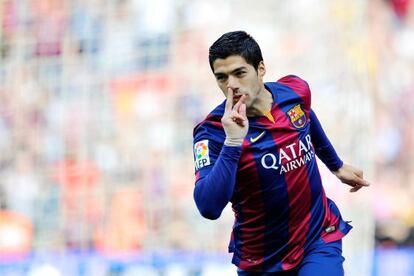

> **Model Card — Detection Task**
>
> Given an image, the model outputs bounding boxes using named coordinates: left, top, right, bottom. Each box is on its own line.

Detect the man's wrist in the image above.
left=224, top=137, right=244, bottom=146
left=331, top=161, right=344, bottom=174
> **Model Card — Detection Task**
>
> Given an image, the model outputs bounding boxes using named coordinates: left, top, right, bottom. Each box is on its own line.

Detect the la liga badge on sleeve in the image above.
left=194, top=140, right=210, bottom=170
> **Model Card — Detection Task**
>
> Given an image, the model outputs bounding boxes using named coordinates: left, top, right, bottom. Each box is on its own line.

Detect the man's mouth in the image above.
left=233, top=94, right=244, bottom=102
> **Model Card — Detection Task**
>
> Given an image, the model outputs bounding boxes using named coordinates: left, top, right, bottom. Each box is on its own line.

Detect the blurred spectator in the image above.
left=69, top=0, right=103, bottom=55
left=94, top=187, right=147, bottom=254
left=0, top=209, right=33, bottom=256
left=388, top=0, right=411, bottom=21
left=2, top=152, right=40, bottom=222
left=51, top=150, right=101, bottom=249
left=100, top=0, right=140, bottom=74
left=30, top=0, right=67, bottom=57
left=1, top=0, right=18, bottom=59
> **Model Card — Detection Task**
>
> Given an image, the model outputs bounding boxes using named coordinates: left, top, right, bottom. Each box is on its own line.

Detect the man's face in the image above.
left=212, top=55, right=266, bottom=108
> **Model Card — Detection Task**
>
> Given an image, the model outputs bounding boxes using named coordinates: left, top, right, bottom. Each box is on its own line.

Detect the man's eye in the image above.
left=236, top=71, right=246, bottom=77
left=216, top=76, right=227, bottom=81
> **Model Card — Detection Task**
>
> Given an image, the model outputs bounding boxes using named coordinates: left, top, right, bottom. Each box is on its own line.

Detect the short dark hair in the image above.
left=208, top=31, right=263, bottom=72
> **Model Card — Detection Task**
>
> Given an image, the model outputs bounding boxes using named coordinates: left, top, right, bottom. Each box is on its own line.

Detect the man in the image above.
left=192, top=31, right=369, bottom=275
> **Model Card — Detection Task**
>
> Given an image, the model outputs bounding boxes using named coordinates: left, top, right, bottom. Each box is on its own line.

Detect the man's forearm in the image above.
left=310, top=109, right=343, bottom=171
left=194, top=145, right=242, bottom=220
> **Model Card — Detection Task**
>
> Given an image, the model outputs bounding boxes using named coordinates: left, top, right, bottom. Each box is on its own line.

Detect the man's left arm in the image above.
left=310, top=109, right=370, bottom=192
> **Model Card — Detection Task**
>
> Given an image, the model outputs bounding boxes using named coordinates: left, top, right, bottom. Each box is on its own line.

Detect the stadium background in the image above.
left=0, top=0, right=413, bottom=275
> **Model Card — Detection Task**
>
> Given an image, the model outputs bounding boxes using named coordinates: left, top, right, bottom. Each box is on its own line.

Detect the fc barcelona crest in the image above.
left=286, top=104, right=306, bottom=128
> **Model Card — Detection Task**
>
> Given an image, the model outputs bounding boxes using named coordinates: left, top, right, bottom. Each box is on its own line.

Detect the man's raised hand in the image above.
left=222, top=88, right=249, bottom=146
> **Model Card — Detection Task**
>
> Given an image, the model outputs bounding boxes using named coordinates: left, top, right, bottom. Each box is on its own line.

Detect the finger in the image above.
left=353, top=176, right=370, bottom=187
left=350, top=185, right=363, bottom=193
left=233, top=94, right=245, bottom=112
left=230, top=111, right=246, bottom=127
left=350, top=187, right=358, bottom=193
left=234, top=117, right=246, bottom=127
left=230, top=113, right=245, bottom=122
left=239, top=102, right=246, bottom=118
left=236, top=95, right=246, bottom=111
left=362, top=180, right=370, bottom=186
left=225, top=88, right=234, bottom=112
left=355, top=169, right=363, bottom=178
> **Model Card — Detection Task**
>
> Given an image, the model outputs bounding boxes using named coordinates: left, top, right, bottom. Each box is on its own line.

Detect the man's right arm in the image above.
left=193, top=88, right=248, bottom=220
left=193, top=143, right=242, bottom=220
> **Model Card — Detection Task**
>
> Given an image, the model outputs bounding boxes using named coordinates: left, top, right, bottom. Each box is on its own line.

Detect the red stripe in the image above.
left=203, top=114, right=223, bottom=129
left=236, top=139, right=265, bottom=271
left=269, top=103, right=313, bottom=270
left=320, top=190, right=345, bottom=243
left=194, top=114, right=223, bottom=133
left=195, top=171, right=200, bottom=183
left=208, top=120, right=223, bottom=128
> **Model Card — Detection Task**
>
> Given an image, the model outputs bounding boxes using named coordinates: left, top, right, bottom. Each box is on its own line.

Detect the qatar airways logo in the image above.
left=261, top=134, right=315, bottom=174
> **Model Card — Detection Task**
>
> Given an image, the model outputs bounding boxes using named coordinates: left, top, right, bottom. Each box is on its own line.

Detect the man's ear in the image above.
left=258, top=61, right=266, bottom=78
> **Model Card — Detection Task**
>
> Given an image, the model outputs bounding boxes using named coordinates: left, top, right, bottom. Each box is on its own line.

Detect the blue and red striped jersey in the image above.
left=192, top=75, right=352, bottom=272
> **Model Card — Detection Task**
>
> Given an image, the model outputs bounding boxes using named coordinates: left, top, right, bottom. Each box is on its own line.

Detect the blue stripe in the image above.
left=304, top=160, right=325, bottom=246
left=230, top=191, right=244, bottom=267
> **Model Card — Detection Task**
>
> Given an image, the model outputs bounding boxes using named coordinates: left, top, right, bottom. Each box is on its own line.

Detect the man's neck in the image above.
left=246, top=86, right=273, bottom=117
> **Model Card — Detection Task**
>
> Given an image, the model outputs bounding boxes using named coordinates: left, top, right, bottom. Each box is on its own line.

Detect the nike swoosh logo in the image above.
left=250, top=131, right=266, bottom=143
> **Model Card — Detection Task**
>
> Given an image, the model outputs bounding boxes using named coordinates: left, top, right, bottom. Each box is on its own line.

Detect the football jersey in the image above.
left=193, top=75, right=352, bottom=272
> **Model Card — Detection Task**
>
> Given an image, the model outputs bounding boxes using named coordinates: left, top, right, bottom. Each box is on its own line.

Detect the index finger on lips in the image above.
left=232, top=95, right=243, bottom=112
left=225, top=88, right=233, bottom=112
left=233, top=94, right=246, bottom=112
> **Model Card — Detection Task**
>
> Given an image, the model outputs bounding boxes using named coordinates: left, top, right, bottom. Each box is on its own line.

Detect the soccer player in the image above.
left=192, top=31, right=370, bottom=276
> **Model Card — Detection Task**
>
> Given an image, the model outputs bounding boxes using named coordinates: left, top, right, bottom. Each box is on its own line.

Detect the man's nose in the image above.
left=226, top=76, right=239, bottom=92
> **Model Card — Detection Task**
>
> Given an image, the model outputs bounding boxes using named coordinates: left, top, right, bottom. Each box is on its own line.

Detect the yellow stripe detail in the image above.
left=263, top=110, right=275, bottom=123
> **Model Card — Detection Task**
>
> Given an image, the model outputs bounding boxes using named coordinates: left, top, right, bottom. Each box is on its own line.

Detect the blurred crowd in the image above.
left=369, top=0, right=414, bottom=248
left=0, top=0, right=412, bottom=261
